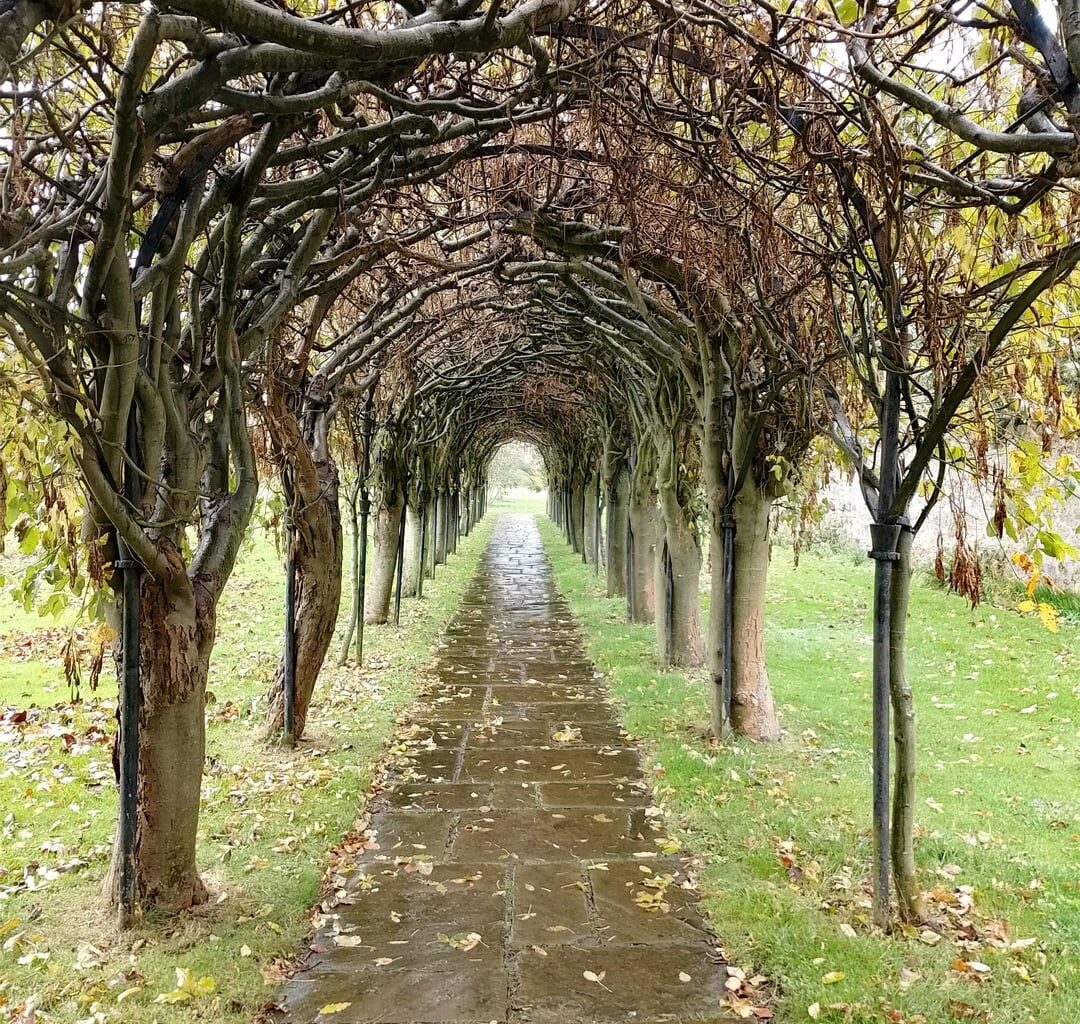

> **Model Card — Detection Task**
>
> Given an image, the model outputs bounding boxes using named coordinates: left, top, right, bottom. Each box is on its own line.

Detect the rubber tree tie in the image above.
left=867, top=547, right=901, bottom=561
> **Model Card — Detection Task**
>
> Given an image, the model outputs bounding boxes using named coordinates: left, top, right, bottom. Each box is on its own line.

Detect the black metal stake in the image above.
left=869, top=363, right=903, bottom=928
left=662, top=539, right=674, bottom=666
left=626, top=445, right=637, bottom=622
left=431, top=492, right=440, bottom=576
left=417, top=500, right=426, bottom=599
left=869, top=521, right=901, bottom=927
left=393, top=474, right=408, bottom=625
left=355, top=396, right=374, bottom=666
left=594, top=475, right=601, bottom=577
left=721, top=508, right=736, bottom=735
left=719, top=386, right=738, bottom=737
left=117, top=408, right=141, bottom=928
left=283, top=507, right=297, bottom=746
left=357, top=486, right=370, bottom=665
left=441, top=488, right=450, bottom=562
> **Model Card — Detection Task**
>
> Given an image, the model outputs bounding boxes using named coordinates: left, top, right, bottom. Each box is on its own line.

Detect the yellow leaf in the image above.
left=154, top=967, right=216, bottom=1003
left=192, top=975, right=216, bottom=997
left=1038, top=603, right=1059, bottom=633
left=821, top=970, right=845, bottom=984
left=320, top=1003, right=352, bottom=1015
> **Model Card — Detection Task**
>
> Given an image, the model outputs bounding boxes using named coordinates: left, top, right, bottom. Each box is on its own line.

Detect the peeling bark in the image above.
left=105, top=556, right=210, bottom=912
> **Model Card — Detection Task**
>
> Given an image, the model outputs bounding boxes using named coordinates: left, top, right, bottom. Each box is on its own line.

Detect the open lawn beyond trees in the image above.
left=0, top=518, right=495, bottom=1024
left=536, top=508, right=1080, bottom=1024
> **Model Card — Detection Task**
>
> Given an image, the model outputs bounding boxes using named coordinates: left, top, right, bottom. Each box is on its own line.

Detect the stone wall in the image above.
left=797, top=466, right=1080, bottom=593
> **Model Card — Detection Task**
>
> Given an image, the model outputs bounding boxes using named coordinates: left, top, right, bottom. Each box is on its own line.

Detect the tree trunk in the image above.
left=890, top=526, right=925, bottom=921
left=700, top=356, right=729, bottom=738
left=452, top=490, right=460, bottom=552
left=707, top=519, right=725, bottom=738
left=105, top=568, right=210, bottom=912
left=337, top=484, right=361, bottom=666
left=568, top=477, right=584, bottom=554
left=402, top=505, right=421, bottom=598
left=266, top=461, right=342, bottom=737
left=628, top=459, right=657, bottom=623
left=425, top=495, right=436, bottom=577
left=366, top=491, right=403, bottom=624
left=655, top=492, right=704, bottom=667
left=730, top=485, right=780, bottom=741
left=606, top=466, right=629, bottom=598
left=435, top=490, right=448, bottom=565
left=584, top=472, right=599, bottom=565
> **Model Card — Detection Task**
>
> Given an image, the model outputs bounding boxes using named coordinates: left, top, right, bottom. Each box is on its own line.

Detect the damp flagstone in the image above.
left=275, top=515, right=742, bottom=1024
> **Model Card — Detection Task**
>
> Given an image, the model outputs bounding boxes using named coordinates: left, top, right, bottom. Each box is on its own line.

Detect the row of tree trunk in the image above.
left=546, top=446, right=780, bottom=743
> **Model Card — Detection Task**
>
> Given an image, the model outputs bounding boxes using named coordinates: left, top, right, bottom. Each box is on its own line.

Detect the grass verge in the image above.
left=537, top=513, right=1079, bottom=1024
left=0, top=514, right=494, bottom=1024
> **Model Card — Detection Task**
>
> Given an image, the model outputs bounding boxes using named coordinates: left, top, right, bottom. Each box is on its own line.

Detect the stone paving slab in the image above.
left=276, top=515, right=739, bottom=1024
left=537, top=781, right=651, bottom=808
left=459, top=746, right=642, bottom=783
left=514, top=944, right=738, bottom=1023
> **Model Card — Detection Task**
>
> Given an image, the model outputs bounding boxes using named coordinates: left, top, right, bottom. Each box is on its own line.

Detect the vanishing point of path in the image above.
left=278, top=515, right=738, bottom=1024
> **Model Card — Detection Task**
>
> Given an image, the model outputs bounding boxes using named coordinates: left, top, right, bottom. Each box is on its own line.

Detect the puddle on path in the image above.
left=276, top=514, right=740, bottom=1023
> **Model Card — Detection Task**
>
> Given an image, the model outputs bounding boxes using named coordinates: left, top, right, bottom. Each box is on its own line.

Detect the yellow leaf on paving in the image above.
left=320, top=1003, right=352, bottom=1015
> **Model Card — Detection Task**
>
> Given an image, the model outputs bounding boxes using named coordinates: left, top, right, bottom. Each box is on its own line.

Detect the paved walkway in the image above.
left=278, top=515, right=736, bottom=1023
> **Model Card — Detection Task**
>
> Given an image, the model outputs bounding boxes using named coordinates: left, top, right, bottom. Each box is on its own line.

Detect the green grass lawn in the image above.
left=0, top=516, right=495, bottom=1024
left=538, top=514, right=1080, bottom=1024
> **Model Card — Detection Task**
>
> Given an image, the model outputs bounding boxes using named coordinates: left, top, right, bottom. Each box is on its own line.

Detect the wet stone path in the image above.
left=278, top=515, right=737, bottom=1024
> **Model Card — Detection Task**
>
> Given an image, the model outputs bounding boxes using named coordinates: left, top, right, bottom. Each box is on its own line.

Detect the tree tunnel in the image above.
left=4, top=0, right=1079, bottom=937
